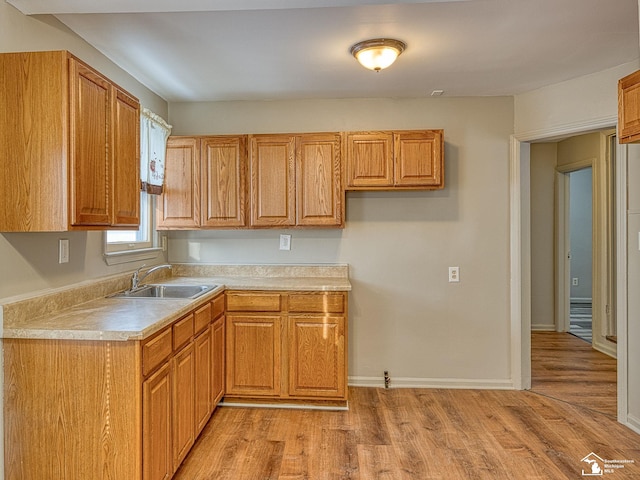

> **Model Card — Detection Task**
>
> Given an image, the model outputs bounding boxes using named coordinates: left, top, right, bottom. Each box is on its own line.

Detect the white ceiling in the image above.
left=8, top=0, right=640, bottom=102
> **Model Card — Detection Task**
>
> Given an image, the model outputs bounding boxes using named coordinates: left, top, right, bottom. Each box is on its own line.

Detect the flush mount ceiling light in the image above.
left=350, top=38, right=407, bottom=72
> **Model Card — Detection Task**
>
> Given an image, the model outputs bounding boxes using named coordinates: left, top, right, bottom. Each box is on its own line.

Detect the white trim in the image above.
left=616, top=140, right=629, bottom=424
left=349, top=376, right=515, bottom=390
left=555, top=171, right=571, bottom=332
left=103, top=247, right=163, bottom=266
left=626, top=413, right=640, bottom=435
left=512, top=114, right=629, bottom=427
left=531, top=324, right=556, bottom=332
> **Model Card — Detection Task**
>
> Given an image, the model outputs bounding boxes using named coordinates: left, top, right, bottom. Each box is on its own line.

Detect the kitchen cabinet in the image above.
left=225, top=290, right=348, bottom=406
left=618, top=70, right=640, bottom=143
left=157, top=136, right=247, bottom=229
left=143, top=363, right=173, bottom=480
left=345, top=130, right=444, bottom=190
left=0, top=50, right=140, bottom=231
left=157, top=137, right=201, bottom=228
left=211, top=296, right=226, bottom=406
left=249, top=133, right=343, bottom=227
left=4, top=292, right=225, bottom=480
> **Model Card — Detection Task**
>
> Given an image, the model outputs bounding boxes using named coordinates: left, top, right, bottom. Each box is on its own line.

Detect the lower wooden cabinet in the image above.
left=143, top=363, right=173, bottom=480
left=226, top=314, right=282, bottom=396
left=225, top=290, right=348, bottom=405
left=3, top=292, right=226, bottom=480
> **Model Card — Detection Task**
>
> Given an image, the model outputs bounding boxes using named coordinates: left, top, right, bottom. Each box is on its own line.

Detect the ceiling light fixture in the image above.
left=350, top=38, right=406, bottom=72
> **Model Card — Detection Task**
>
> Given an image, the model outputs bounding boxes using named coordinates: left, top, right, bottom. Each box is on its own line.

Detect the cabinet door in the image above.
left=211, top=314, right=226, bottom=406
left=173, top=342, right=196, bottom=468
left=288, top=315, right=346, bottom=399
left=345, top=132, right=393, bottom=188
left=226, top=314, right=281, bottom=396
left=157, top=137, right=200, bottom=228
left=112, top=88, right=141, bottom=227
left=619, top=70, right=640, bottom=143
left=201, top=136, right=247, bottom=227
left=143, top=362, right=172, bottom=480
left=394, top=130, right=444, bottom=188
left=69, top=58, right=112, bottom=226
left=249, top=135, right=296, bottom=227
left=296, top=134, right=343, bottom=227
left=194, top=329, right=212, bottom=435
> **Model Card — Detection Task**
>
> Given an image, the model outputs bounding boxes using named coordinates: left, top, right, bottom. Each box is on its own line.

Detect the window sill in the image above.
left=103, top=247, right=164, bottom=266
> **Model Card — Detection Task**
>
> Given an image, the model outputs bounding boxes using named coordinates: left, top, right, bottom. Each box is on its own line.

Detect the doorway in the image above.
left=565, top=167, right=593, bottom=343
left=511, top=124, right=624, bottom=421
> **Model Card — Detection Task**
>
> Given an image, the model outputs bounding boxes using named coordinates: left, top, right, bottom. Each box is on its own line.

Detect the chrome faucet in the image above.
left=131, top=264, right=172, bottom=291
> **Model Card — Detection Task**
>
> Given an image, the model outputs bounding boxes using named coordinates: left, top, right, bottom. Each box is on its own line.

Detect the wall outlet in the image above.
left=572, top=277, right=579, bottom=286
left=279, top=234, right=291, bottom=251
left=58, top=239, right=69, bottom=264
left=448, top=266, right=460, bottom=283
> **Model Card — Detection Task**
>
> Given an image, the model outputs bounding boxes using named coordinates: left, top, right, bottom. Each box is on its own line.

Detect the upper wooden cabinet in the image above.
left=618, top=70, right=640, bottom=143
left=249, top=135, right=296, bottom=227
left=249, top=133, right=343, bottom=228
left=345, top=130, right=444, bottom=190
left=0, top=50, right=140, bottom=231
left=157, top=136, right=247, bottom=229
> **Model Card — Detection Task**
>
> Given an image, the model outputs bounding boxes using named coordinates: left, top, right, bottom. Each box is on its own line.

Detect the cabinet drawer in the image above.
left=173, top=313, right=194, bottom=351
left=288, top=293, right=345, bottom=313
left=226, top=292, right=282, bottom=312
left=211, top=294, right=225, bottom=319
left=194, top=303, right=211, bottom=335
left=142, top=327, right=173, bottom=376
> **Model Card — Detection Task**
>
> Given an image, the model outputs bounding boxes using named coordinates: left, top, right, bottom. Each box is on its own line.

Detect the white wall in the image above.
left=168, top=96, right=515, bottom=387
left=0, top=3, right=169, bottom=300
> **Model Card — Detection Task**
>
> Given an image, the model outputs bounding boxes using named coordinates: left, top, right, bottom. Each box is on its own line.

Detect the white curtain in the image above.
left=140, top=107, right=172, bottom=195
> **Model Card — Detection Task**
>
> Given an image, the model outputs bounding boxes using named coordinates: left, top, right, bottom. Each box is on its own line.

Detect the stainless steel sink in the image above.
left=109, top=284, right=217, bottom=299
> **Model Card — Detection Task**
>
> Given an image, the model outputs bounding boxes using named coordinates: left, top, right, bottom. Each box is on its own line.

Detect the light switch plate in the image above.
left=279, top=234, right=291, bottom=251
left=59, top=239, right=69, bottom=264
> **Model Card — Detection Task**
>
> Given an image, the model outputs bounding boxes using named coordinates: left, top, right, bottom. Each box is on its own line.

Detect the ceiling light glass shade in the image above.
left=350, top=38, right=406, bottom=71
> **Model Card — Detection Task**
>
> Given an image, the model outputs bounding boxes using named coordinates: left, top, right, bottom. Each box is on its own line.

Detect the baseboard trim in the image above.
left=624, top=413, right=640, bottom=435
left=348, top=376, right=515, bottom=390
left=569, top=297, right=593, bottom=304
left=531, top=324, right=556, bottom=332
left=218, top=401, right=348, bottom=411
left=593, top=339, right=617, bottom=359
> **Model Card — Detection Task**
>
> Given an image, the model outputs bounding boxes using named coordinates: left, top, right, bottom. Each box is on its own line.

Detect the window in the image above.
left=104, top=108, right=171, bottom=265
left=104, top=192, right=163, bottom=265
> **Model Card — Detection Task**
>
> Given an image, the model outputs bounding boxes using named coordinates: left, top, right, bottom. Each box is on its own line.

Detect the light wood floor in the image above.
left=531, top=331, right=617, bottom=417
left=174, top=333, right=638, bottom=479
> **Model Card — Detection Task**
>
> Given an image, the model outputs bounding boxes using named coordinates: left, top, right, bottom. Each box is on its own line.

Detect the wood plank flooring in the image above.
left=174, top=333, right=637, bottom=479
left=531, top=331, right=617, bottom=417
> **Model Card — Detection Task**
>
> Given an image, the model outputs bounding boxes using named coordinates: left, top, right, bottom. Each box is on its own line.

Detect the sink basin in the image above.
left=110, top=284, right=217, bottom=299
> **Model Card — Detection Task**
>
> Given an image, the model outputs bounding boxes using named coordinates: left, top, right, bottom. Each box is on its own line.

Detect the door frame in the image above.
left=555, top=160, right=595, bottom=335
left=509, top=118, right=628, bottom=425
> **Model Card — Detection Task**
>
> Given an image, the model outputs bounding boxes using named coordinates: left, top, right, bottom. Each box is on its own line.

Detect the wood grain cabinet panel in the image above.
left=345, top=132, right=394, bottom=188
left=288, top=315, right=346, bottom=398
left=211, top=314, right=226, bottom=406
left=0, top=51, right=140, bottom=231
left=172, top=342, right=196, bottom=468
left=194, top=328, right=212, bottom=435
left=345, top=130, right=444, bottom=190
left=157, top=137, right=201, bottom=228
left=296, top=134, right=343, bottom=227
left=143, top=362, right=173, bottom=480
left=619, top=69, right=640, bottom=143
left=249, top=134, right=297, bottom=227
left=201, top=136, right=247, bottom=227
left=226, top=314, right=282, bottom=396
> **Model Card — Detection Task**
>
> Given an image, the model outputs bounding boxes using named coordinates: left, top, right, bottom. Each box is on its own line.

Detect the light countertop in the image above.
left=1, top=264, right=351, bottom=342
